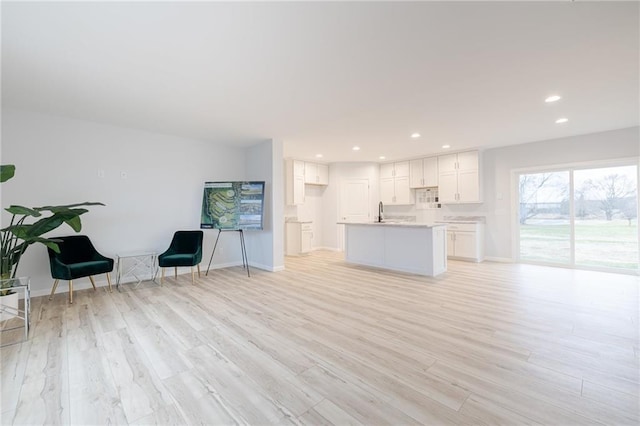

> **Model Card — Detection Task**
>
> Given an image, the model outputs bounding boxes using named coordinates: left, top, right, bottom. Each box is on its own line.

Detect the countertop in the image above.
left=435, top=220, right=483, bottom=224
left=337, top=221, right=446, bottom=229
left=437, top=216, right=485, bottom=224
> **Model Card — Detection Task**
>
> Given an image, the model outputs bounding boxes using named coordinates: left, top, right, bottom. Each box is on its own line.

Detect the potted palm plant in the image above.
left=1, top=164, right=104, bottom=306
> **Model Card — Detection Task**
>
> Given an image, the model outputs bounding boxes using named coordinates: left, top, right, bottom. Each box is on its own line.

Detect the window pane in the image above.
left=574, top=165, right=638, bottom=270
left=519, top=171, right=571, bottom=264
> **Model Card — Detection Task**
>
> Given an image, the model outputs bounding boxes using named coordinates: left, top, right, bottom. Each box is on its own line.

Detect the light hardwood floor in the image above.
left=1, top=251, right=639, bottom=425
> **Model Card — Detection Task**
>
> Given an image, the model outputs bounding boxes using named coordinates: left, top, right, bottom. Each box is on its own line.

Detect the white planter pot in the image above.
left=0, top=292, right=19, bottom=321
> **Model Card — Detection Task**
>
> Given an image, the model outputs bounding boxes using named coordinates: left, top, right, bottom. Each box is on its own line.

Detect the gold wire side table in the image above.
left=116, top=252, right=159, bottom=291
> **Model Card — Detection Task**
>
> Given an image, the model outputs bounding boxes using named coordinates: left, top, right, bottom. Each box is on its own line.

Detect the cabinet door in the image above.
left=394, top=161, right=410, bottom=178
left=380, top=163, right=395, bottom=179
left=457, top=169, right=480, bottom=202
left=285, top=223, right=301, bottom=255
left=438, top=154, right=458, bottom=173
left=317, top=164, right=329, bottom=185
left=393, top=176, right=413, bottom=204
left=293, top=160, right=305, bottom=176
left=457, top=151, right=478, bottom=172
left=447, top=231, right=455, bottom=257
left=301, top=231, right=312, bottom=253
left=409, top=159, right=424, bottom=188
left=304, top=162, right=317, bottom=184
left=454, top=231, right=477, bottom=259
left=286, top=160, right=305, bottom=206
left=293, top=175, right=305, bottom=205
left=438, top=170, right=458, bottom=203
left=379, top=178, right=395, bottom=204
left=423, top=157, right=438, bottom=187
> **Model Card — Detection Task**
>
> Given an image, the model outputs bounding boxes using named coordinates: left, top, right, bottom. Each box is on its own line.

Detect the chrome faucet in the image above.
left=378, top=201, right=384, bottom=222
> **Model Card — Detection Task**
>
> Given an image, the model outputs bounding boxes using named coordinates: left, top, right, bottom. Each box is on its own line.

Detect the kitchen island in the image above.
left=339, top=222, right=447, bottom=277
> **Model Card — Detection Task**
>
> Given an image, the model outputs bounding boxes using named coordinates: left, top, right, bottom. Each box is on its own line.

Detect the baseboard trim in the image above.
left=313, top=246, right=342, bottom=252
left=484, top=256, right=514, bottom=263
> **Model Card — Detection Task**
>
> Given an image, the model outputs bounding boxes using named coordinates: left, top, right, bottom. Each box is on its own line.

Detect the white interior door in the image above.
left=338, top=179, right=370, bottom=250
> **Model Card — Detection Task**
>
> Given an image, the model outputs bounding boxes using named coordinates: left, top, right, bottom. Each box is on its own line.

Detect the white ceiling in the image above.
left=2, top=1, right=638, bottom=162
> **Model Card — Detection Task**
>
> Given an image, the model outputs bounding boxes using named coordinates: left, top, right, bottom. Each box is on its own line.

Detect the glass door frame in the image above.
left=512, top=157, right=640, bottom=275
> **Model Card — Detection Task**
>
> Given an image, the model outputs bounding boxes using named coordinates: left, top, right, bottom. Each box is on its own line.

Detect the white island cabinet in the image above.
left=340, top=222, right=447, bottom=277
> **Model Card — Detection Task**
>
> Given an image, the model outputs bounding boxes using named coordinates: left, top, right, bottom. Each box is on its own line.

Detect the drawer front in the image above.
left=443, top=223, right=476, bottom=232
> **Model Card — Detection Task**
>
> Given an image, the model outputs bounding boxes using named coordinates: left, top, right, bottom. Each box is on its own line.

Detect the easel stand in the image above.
left=206, top=229, right=250, bottom=277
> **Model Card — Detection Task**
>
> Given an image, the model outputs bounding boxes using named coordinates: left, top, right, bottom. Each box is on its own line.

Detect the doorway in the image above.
left=517, top=163, right=638, bottom=272
left=337, top=178, right=370, bottom=250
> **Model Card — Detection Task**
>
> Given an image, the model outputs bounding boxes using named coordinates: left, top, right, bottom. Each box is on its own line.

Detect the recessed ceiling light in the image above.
left=545, top=95, right=561, bottom=103
left=555, top=117, right=569, bottom=124
left=352, top=146, right=360, bottom=151
left=379, top=156, right=386, bottom=160
left=411, top=133, right=421, bottom=139
left=315, top=154, right=323, bottom=158
left=442, top=144, right=451, bottom=149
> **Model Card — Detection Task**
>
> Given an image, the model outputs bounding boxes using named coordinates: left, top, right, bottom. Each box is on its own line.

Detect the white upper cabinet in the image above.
left=304, top=162, right=317, bottom=183
left=304, top=162, right=329, bottom=185
left=286, top=159, right=305, bottom=205
left=380, top=161, right=409, bottom=179
left=380, top=163, right=395, bottom=179
left=437, top=151, right=481, bottom=203
left=410, top=157, right=438, bottom=188
left=379, top=161, right=413, bottom=205
left=316, top=163, right=329, bottom=185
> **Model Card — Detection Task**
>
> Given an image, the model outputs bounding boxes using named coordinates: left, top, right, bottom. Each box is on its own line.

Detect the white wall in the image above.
left=245, top=139, right=285, bottom=272
left=1, top=109, right=249, bottom=295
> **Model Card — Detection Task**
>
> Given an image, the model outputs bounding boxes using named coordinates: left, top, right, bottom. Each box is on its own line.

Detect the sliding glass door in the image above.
left=518, top=164, right=638, bottom=272
left=574, top=165, right=638, bottom=269
left=519, top=171, right=571, bottom=264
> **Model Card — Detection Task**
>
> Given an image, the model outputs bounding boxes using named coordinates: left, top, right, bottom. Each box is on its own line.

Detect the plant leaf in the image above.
left=0, top=165, right=15, bottom=183
left=16, top=238, right=60, bottom=253
left=5, top=205, right=42, bottom=217
left=36, top=202, right=105, bottom=211
left=11, top=216, right=65, bottom=239
left=64, top=216, right=82, bottom=232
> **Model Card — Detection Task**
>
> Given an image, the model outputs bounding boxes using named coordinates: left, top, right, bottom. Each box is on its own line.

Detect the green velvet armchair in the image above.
left=47, top=235, right=114, bottom=304
left=158, top=230, right=203, bottom=284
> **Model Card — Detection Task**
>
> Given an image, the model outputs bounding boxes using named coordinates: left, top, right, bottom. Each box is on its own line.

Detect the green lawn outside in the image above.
left=520, top=220, right=639, bottom=269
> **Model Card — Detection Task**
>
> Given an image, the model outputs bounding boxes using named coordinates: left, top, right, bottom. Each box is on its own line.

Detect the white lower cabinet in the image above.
left=286, top=222, right=313, bottom=256
left=443, top=223, right=484, bottom=262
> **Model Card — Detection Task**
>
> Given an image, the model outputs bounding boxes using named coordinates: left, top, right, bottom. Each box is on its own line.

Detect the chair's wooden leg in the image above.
left=89, top=276, right=97, bottom=291
left=174, top=267, right=177, bottom=280
left=161, top=268, right=165, bottom=284
left=49, top=279, right=59, bottom=300
left=69, top=280, right=73, bottom=304
left=191, top=267, right=194, bottom=285
left=197, top=264, right=201, bottom=278
left=106, top=273, right=113, bottom=293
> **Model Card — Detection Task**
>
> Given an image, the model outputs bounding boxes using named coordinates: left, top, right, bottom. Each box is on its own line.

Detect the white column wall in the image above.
left=244, top=139, right=285, bottom=272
